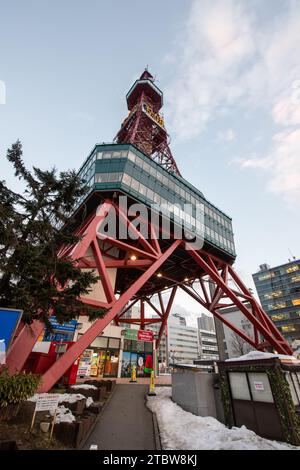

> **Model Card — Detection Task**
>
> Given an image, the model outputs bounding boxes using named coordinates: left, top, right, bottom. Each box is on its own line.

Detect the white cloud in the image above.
left=272, top=97, right=300, bottom=126
left=165, top=0, right=300, bottom=206
left=267, top=129, right=300, bottom=204
left=218, top=128, right=236, bottom=142
left=234, top=129, right=300, bottom=206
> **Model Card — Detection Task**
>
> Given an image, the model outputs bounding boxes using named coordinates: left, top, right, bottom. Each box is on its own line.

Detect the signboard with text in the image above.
left=35, top=394, right=60, bottom=412
left=253, top=381, right=264, bottom=391
left=124, top=329, right=154, bottom=342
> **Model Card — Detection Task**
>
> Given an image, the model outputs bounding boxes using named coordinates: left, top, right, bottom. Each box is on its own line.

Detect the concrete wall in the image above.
left=172, top=368, right=219, bottom=418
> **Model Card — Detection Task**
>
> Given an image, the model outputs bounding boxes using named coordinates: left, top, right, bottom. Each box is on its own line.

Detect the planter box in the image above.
left=54, top=421, right=77, bottom=447
left=75, top=412, right=97, bottom=449
left=69, top=386, right=106, bottom=402
left=60, top=398, right=86, bottom=416
left=0, top=440, right=19, bottom=450
left=88, top=402, right=103, bottom=414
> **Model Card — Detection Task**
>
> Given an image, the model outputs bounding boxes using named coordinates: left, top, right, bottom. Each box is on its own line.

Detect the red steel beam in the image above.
left=6, top=320, right=45, bottom=374
left=38, top=239, right=181, bottom=391
left=156, top=286, right=177, bottom=348
left=188, top=248, right=292, bottom=355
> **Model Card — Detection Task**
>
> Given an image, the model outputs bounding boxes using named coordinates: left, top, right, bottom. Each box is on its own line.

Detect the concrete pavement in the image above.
left=84, top=384, right=157, bottom=450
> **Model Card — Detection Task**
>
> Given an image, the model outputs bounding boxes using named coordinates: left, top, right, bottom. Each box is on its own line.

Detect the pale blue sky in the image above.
left=1, top=0, right=300, bottom=324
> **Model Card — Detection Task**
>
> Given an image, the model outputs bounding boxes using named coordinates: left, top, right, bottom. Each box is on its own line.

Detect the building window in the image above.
left=258, top=272, right=275, bottom=281
left=108, top=338, right=120, bottom=349
left=268, top=302, right=287, bottom=310
left=271, top=313, right=289, bottom=321
left=264, top=291, right=282, bottom=299
left=291, top=275, right=300, bottom=283
left=286, top=265, right=299, bottom=274
left=292, top=299, right=300, bottom=306
left=281, top=325, right=296, bottom=332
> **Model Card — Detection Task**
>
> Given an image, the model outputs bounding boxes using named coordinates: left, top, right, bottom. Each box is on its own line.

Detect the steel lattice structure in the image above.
left=115, top=69, right=181, bottom=175
left=6, top=71, right=292, bottom=392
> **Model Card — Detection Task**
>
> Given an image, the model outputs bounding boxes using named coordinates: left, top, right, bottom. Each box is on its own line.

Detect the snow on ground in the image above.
left=86, top=397, right=94, bottom=408
left=147, top=388, right=299, bottom=450
left=49, top=405, right=76, bottom=423
left=70, top=384, right=98, bottom=390
left=226, top=351, right=299, bottom=363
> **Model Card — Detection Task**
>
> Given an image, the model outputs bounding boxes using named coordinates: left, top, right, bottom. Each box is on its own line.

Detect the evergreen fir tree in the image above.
left=0, top=140, right=106, bottom=327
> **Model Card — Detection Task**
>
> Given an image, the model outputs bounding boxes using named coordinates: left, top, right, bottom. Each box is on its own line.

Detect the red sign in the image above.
left=138, top=330, right=154, bottom=342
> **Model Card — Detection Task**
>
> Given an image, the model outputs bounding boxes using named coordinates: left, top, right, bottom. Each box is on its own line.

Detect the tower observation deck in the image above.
left=7, top=70, right=292, bottom=391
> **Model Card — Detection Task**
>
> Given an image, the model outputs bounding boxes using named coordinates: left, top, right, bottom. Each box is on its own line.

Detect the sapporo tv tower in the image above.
left=7, top=70, right=292, bottom=391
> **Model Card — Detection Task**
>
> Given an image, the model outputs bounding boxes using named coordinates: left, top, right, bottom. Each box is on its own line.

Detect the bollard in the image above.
left=148, top=370, right=156, bottom=396
left=129, top=364, right=137, bottom=383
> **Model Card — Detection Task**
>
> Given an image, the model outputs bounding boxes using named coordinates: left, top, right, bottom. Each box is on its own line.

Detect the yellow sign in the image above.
left=130, top=364, right=137, bottom=383
left=142, top=103, right=165, bottom=128
left=148, top=370, right=156, bottom=396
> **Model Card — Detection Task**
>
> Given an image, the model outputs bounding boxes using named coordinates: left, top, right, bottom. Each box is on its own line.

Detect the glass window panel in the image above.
left=291, top=373, right=300, bottom=402
left=131, top=178, right=140, bottom=192
left=137, top=341, right=144, bottom=352
left=248, top=372, right=274, bottom=403
left=102, top=152, right=112, bottom=159
left=108, top=338, right=120, bottom=349
left=150, top=167, right=157, bottom=178
left=122, top=173, right=132, bottom=186
left=123, top=339, right=132, bottom=351
left=139, top=183, right=147, bottom=196
left=162, top=175, right=169, bottom=186
left=91, top=336, right=108, bottom=348
left=143, top=161, right=151, bottom=173
left=229, top=372, right=251, bottom=400
left=121, top=351, right=131, bottom=377
left=96, top=152, right=103, bottom=159
left=147, top=188, right=154, bottom=200
left=285, top=372, right=299, bottom=405
left=153, top=193, right=160, bottom=204
left=156, top=171, right=163, bottom=183
left=145, top=342, right=153, bottom=353
left=128, top=151, right=136, bottom=163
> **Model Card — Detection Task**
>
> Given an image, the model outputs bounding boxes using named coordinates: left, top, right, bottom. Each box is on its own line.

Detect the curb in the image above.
left=152, top=411, right=162, bottom=450
left=79, top=384, right=118, bottom=450
left=145, top=393, right=162, bottom=451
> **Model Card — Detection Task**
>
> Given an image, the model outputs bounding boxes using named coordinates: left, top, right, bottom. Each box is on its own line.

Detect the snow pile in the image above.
left=86, top=397, right=94, bottom=408
left=226, top=351, right=299, bottom=363
left=70, top=384, right=98, bottom=390
left=28, top=393, right=86, bottom=404
left=50, top=405, right=76, bottom=424
left=147, top=388, right=299, bottom=450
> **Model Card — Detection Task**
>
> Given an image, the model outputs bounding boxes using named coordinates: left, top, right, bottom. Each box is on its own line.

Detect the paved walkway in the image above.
left=84, top=384, right=157, bottom=450
left=78, top=375, right=171, bottom=386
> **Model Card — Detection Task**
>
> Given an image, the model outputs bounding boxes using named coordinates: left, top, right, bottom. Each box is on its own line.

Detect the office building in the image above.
left=253, top=260, right=300, bottom=344
left=198, top=328, right=219, bottom=360
left=197, top=313, right=215, bottom=332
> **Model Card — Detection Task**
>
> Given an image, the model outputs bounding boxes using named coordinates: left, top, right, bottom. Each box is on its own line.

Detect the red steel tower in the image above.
left=115, top=69, right=181, bottom=175
left=6, top=70, right=292, bottom=391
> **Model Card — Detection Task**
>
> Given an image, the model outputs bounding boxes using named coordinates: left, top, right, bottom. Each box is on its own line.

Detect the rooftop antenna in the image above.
left=288, top=248, right=296, bottom=261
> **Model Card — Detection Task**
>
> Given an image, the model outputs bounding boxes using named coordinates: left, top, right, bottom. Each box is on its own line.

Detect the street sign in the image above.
left=138, top=330, right=153, bottom=342
left=31, top=394, right=60, bottom=438
left=35, top=394, right=60, bottom=412
left=0, top=308, right=22, bottom=363
left=124, top=329, right=154, bottom=342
